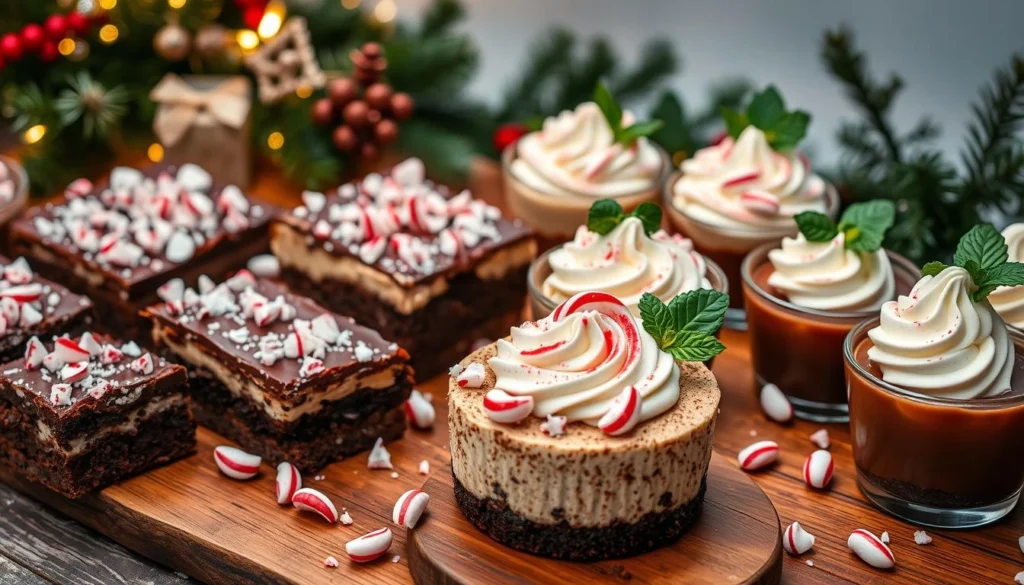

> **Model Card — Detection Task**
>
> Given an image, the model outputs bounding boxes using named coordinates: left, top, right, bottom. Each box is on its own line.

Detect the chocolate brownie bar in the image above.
left=143, top=274, right=413, bottom=472
left=271, top=158, right=536, bottom=378
left=10, top=163, right=276, bottom=340
left=0, top=332, right=195, bottom=499
left=0, top=255, right=94, bottom=364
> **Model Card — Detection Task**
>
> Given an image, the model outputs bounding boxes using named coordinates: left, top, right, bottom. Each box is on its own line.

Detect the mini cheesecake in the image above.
left=448, top=292, right=721, bottom=560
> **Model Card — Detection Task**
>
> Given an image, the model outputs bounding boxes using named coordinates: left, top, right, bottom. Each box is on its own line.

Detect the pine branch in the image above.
left=821, top=26, right=905, bottom=163
left=609, top=39, right=678, bottom=103
left=396, top=118, right=476, bottom=183
left=386, top=35, right=479, bottom=96
left=420, top=0, right=465, bottom=38
left=690, top=78, right=751, bottom=133
left=496, top=28, right=575, bottom=122
left=551, top=38, right=617, bottom=111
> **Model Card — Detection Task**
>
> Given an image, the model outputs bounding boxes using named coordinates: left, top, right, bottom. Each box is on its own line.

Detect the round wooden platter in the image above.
left=407, top=453, right=783, bottom=585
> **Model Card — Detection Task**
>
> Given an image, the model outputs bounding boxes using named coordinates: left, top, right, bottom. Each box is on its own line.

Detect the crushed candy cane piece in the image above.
left=914, top=530, right=932, bottom=545
left=783, top=522, right=815, bottom=556
left=759, top=383, right=793, bottom=423
left=848, top=529, right=895, bottom=569
left=393, top=489, right=430, bottom=528
left=292, top=488, right=339, bottom=523
left=213, top=446, right=261, bottom=480
left=456, top=362, right=485, bottom=388
left=809, top=428, right=830, bottom=449
left=367, top=437, right=393, bottom=470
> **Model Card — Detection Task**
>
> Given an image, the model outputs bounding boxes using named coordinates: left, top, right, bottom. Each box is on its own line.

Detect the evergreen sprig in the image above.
left=823, top=25, right=1024, bottom=265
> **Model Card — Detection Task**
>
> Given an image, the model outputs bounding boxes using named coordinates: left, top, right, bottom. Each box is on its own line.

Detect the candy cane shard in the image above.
left=292, top=488, right=339, bottom=523
left=737, top=440, right=779, bottom=471
left=482, top=389, right=533, bottom=424
left=213, top=446, right=261, bottom=480
left=275, top=462, right=302, bottom=505
left=346, top=528, right=393, bottom=563
left=782, top=522, right=815, bottom=556
left=848, top=529, right=895, bottom=569
left=759, top=383, right=793, bottom=423
left=392, top=489, right=430, bottom=529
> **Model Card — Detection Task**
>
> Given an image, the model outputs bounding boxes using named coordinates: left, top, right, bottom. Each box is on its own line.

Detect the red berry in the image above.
left=66, top=12, right=90, bottom=36
left=242, top=6, right=265, bottom=30
left=21, top=24, right=44, bottom=52
left=44, top=15, right=67, bottom=41
left=493, top=123, right=528, bottom=153
left=0, top=34, right=23, bottom=61
left=38, top=40, right=58, bottom=64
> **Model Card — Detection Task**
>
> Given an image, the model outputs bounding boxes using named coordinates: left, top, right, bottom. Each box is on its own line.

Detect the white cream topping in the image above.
left=543, top=218, right=711, bottom=317
left=510, top=102, right=663, bottom=199
left=673, top=126, right=829, bottom=236
left=989, top=223, right=1024, bottom=328
left=488, top=309, right=679, bottom=425
left=767, top=232, right=895, bottom=311
left=867, top=267, right=1014, bottom=399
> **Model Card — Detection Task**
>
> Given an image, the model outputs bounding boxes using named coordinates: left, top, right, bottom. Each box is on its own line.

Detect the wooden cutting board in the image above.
left=408, top=454, right=783, bottom=585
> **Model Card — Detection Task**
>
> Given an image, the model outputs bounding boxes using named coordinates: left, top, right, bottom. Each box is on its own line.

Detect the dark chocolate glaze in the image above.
left=9, top=163, right=278, bottom=299
left=145, top=278, right=411, bottom=404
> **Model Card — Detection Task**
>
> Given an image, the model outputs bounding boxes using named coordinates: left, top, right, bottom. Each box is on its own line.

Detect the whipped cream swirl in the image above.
left=488, top=307, right=680, bottom=425
left=867, top=267, right=1014, bottom=399
left=510, top=102, right=664, bottom=199
left=988, top=223, right=1024, bottom=328
left=767, top=232, right=894, bottom=311
left=673, top=126, right=829, bottom=237
left=543, top=217, right=711, bottom=316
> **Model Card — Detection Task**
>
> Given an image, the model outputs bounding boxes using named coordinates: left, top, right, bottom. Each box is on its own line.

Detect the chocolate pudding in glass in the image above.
left=742, top=241, right=919, bottom=422
left=664, top=127, right=839, bottom=329
left=845, top=266, right=1024, bottom=528
left=503, top=102, right=669, bottom=252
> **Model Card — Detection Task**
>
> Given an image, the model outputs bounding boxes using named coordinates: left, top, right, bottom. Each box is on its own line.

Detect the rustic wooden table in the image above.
left=0, top=161, right=1021, bottom=584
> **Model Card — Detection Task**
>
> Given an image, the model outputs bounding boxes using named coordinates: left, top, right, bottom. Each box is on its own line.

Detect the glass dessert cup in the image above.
left=663, top=172, right=840, bottom=330
left=845, top=319, right=1024, bottom=529
left=742, top=244, right=920, bottom=422
left=502, top=145, right=670, bottom=252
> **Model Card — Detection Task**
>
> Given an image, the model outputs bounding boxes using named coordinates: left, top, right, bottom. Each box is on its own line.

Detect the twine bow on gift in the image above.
left=149, top=74, right=251, bottom=146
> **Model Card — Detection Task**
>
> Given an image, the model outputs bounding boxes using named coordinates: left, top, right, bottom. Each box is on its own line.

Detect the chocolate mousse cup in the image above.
left=0, top=156, right=28, bottom=255
left=742, top=244, right=919, bottom=422
left=845, top=319, right=1024, bottom=528
left=502, top=145, right=670, bottom=251
left=664, top=173, right=840, bottom=329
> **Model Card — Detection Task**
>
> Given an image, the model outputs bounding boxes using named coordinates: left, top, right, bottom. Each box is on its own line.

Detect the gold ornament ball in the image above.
left=194, top=24, right=227, bottom=59
left=154, top=23, right=192, bottom=61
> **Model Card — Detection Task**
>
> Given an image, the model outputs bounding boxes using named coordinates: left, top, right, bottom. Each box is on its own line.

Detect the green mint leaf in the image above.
left=838, top=200, right=895, bottom=253
left=954, top=223, right=1007, bottom=271
left=747, top=86, right=787, bottom=130
left=720, top=107, right=748, bottom=139
left=587, top=198, right=624, bottom=235
left=921, top=261, right=948, bottom=278
left=639, top=293, right=677, bottom=348
left=974, top=262, right=1024, bottom=302
left=794, top=211, right=839, bottom=242
left=593, top=81, right=623, bottom=136
left=663, top=331, right=726, bottom=362
left=617, top=120, right=665, bottom=147
left=649, top=91, right=689, bottom=154
left=767, top=110, right=811, bottom=151
left=963, top=259, right=987, bottom=288
left=667, top=289, right=729, bottom=336
left=629, top=202, right=663, bottom=235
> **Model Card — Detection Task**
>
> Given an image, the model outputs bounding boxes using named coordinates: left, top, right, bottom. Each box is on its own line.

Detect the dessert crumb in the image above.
left=392, top=555, right=401, bottom=563
left=323, top=556, right=339, bottom=568
left=880, top=531, right=889, bottom=544
left=390, top=471, right=400, bottom=479
left=805, top=560, right=814, bottom=567
left=749, top=429, right=757, bottom=437
left=1015, top=571, right=1024, bottom=585
left=914, top=530, right=932, bottom=545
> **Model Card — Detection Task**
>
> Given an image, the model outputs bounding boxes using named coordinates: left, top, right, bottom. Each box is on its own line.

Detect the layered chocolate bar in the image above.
left=0, top=332, right=195, bottom=498
left=0, top=255, right=94, bottom=364
left=143, top=274, right=413, bottom=471
left=10, top=163, right=275, bottom=339
left=271, top=158, right=536, bottom=378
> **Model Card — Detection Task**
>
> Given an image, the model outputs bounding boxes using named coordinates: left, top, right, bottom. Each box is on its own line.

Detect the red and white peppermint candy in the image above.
left=1, top=283, right=42, bottom=303
left=50, top=383, right=73, bottom=406
left=166, top=231, right=196, bottom=263
left=738, top=440, right=779, bottom=471
left=213, top=446, right=261, bottom=480
left=404, top=389, right=435, bottom=429
left=323, top=556, right=339, bottom=569
left=65, top=177, right=93, bottom=198
left=803, top=449, right=834, bottom=489
left=847, top=529, right=895, bottom=569
left=456, top=362, right=486, bottom=388
left=54, top=337, right=90, bottom=363
left=346, top=528, right=393, bottom=563
left=437, top=228, right=463, bottom=257
left=4, top=257, right=33, bottom=284
left=392, top=489, right=429, bottom=529
left=60, top=362, right=89, bottom=384
left=313, top=219, right=332, bottom=240
left=24, top=336, right=45, bottom=370
left=367, top=437, right=393, bottom=470
left=0, top=298, right=19, bottom=325
left=482, top=389, right=533, bottom=424
left=598, top=385, right=643, bottom=436
left=310, top=314, right=340, bottom=344
left=540, top=414, right=568, bottom=437
left=78, top=332, right=102, bottom=356
left=759, top=383, right=793, bottom=423
left=157, top=278, right=185, bottom=303
left=88, top=379, right=113, bottom=400
left=809, top=428, right=830, bottom=450
left=299, top=357, right=325, bottom=378
left=19, top=304, right=41, bottom=328
left=247, top=254, right=280, bottom=279
left=292, top=488, right=339, bottom=523
left=275, top=462, right=302, bottom=505
left=42, top=352, right=63, bottom=372
left=283, top=330, right=306, bottom=358
left=253, top=302, right=281, bottom=327
left=100, top=344, right=124, bottom=364
left=216, top=185, right=249, bottom=214
left=783, top=522, right=816, bottom=556
left=226, top=269, right=257, bottom=291
left=358, top=236, right=387, bottom=264
left=131, top=353, right=154, bottom=375
left=739, top=190, right=781, bottom=216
